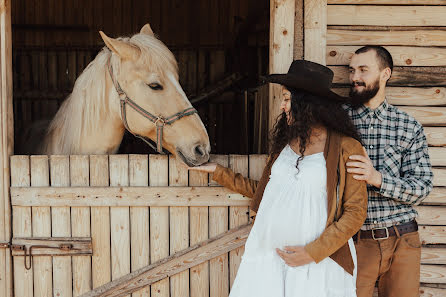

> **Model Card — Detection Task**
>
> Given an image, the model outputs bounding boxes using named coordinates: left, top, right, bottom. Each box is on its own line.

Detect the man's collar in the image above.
left=356, top=99, right=388, bottom=121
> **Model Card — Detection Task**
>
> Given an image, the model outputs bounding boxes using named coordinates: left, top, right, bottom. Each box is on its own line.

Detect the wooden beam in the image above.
left=429, top=147, right=446, bottom=166
left=329, top=0, right=446, bottom=4
left=10, top=186, right=251, bottom=207
left=422, top=247, right=446, bottom=265
left=80, top=224, right=252, bottom=297
left=0, top=0, right=13, bottom=295
left=327, top=29, right=446, bottom=46
left=11, top=237, right=92, bottom=256
left=328, top=5, right=446, bottom=26
left=416, top=206, right=446, bottom=226
left=331, top=66, right=446, bottom=86
left=294, top=0, right=304, bottom=60
left=421, top=264, right=446, bottom=284
left=327, top=46, right=446, bottom=67
left=420, top=226, right=446, bottom=245
left=433, top=168, right=446, bottom=187
left=269, top=0, right=295, bottom=133
left=420, top=287, right=446, bottom=297
left=333, top=87, right=446, bottom=107
left=399, top=106, right=446, bottom=126
left=422, top=188, right=446, bottom=205
left=425, top=127, right=446, bottom=147
left=304, top=0, right=327, bottom=64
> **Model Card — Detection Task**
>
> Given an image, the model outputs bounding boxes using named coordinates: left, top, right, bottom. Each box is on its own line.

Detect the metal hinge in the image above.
left=11, top=237, right=92, bottom=270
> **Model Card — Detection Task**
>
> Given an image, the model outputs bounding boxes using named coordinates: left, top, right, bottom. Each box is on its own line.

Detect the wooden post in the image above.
left=268, top=0, right=295, bottom=133
left=0, top=0, right=13, bottom=296
left=304, top=0, right=327, bottom=64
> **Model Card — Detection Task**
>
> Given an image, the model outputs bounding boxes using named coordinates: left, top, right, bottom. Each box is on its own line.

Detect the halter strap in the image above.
left=106, top=57, right=198, bottom=153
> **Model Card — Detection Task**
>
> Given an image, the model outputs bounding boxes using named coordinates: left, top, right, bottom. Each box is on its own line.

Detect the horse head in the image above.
left=101, top=24, right=210, bottom=166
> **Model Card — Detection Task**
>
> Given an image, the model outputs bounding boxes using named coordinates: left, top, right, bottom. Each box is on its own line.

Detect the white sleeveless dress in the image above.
left=229, top=145, right=357, bottom=297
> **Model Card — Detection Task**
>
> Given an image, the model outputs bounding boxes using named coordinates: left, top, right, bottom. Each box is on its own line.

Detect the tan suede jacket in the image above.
left=212, top=131, right=368, bottom=275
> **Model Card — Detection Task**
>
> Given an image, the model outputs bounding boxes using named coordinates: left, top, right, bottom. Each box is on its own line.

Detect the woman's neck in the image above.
left=289, top=126, right=327, bottom=156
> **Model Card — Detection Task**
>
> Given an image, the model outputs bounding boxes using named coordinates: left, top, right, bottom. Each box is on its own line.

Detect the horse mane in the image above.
left=44, top=33, right=178, bottom=154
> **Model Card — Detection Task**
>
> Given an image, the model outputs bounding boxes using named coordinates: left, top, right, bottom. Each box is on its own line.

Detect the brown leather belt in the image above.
left=353, top=220, right=418, bottom=241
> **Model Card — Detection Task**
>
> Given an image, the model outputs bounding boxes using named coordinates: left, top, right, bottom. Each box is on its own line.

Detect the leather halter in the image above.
left=106, top=57, right=198, bottom=153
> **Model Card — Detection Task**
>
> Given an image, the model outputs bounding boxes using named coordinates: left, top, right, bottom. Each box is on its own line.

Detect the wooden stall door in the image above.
left=10, top=154, right=267, bottom=297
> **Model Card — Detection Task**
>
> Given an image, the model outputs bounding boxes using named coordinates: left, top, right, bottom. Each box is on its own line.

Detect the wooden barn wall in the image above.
left=11, top=0, right=270, bottom=155
left=325, top=0, right=446, bottom=295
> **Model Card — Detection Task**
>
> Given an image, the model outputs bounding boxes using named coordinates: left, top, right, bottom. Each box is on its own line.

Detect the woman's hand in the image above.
left=187, top=162, right=218, bottom=173
left=276, top=246, right=314, bottom=267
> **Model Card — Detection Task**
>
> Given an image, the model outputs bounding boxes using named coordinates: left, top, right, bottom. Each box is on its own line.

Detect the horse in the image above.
left=23, top=24, right=210, bottom=167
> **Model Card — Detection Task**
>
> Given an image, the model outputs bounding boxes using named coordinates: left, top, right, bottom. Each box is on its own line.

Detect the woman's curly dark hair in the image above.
left=269, top=88, right=362, bottom=169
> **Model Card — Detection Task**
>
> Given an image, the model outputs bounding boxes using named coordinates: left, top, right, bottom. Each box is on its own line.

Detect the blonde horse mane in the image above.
left=44, top=33, right=178, bottom=154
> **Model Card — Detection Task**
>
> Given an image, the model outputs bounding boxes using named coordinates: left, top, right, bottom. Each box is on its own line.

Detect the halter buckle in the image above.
left=155, top=116, right=166, bottom=127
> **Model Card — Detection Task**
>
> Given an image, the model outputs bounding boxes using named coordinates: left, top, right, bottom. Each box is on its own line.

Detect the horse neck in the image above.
left=44, top=56, right=125, bottom=155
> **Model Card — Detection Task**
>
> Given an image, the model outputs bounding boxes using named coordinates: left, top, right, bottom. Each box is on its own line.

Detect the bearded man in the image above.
left=344, top=46, right=433, bottom=297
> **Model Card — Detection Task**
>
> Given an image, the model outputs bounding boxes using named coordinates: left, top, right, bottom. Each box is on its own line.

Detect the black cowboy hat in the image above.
left=262, top=60, right=347, bottom=102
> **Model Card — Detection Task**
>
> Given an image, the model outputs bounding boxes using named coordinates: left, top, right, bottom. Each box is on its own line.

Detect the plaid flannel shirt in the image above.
left=343, top=100, right=433, bottom=230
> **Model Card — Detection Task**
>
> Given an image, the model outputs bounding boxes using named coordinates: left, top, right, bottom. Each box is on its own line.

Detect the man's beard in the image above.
left=349, top=78, right=380, bottom=107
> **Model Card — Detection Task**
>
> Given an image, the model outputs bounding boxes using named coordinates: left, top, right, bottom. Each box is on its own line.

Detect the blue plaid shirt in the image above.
left=343, top=100, right=433, bottom=230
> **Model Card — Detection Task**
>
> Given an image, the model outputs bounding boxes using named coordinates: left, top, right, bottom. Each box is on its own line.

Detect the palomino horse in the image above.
left=32, top=24, right=210, bottom=166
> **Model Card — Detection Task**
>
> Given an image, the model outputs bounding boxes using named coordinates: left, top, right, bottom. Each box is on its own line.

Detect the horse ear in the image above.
left=140, top=24, right=154, bottom=36
left=99, top=31, right=140, bottom=60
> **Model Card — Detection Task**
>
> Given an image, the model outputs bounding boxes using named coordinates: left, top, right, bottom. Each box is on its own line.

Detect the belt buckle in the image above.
left=372, top=227, right=389, bottom=240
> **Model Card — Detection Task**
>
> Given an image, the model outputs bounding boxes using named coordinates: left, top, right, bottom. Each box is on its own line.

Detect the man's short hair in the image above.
left=355, top=46, right=394, bottom=73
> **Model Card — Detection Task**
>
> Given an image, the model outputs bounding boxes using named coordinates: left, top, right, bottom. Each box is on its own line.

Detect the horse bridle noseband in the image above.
left=107, top=57, right=198, bottom=153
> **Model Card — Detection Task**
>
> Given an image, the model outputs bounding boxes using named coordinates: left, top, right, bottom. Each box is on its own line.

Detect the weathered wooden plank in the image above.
left=70, top=155, right=91, bottom=296
left=425, top=127, right=446, bottom=147
left=30, top=156, right=52, bottom=297
left=90, top=155, right=111, bottom=288
left=422, top=188, right=446, bottom=205
left=327, top=46, right=446, bottom=67
left=80, top=224, right=252, bottom=297
left=169, top=155, right=189, bottom=297
left=129, top=155, right=150, bottom=297
left=229, top=155, right=249, bottom=288
left=209, top=154, right=229, bottom=297
left=421, top=264, right=446, bottom=284
left=11, top=237, right=92, bottom=256
left=422, top=247, right=446, bottom=265
left=429, top=147, right=446, bottom=167
left=50, top=155, right=72, bottom=297
left=333, top=87, right=446, bottom=107
left=420, top=287, right=446, bottom=297
left=11, top=156, right=33, bottom=297
left=327, top=29, right=446, bottom=46
left=188, top=164, right=209, bottom=297
left=269, top=0, right=295, bottom=132
left=399, top=107, right=446, bottom=126
left=10, top=186, right=250, bottom=207
left=416, top=206, right=446, bottom=225
left=294, top=0, right=304, bottom=60
left=420, top=226, right=446, bottom=244
left=1, top=2, right=14, bottom=296
left=328, top=6, right=446, bottom=26
left=109, top=155, right=130, bottom=297
left=329, top=0, right=446, bottom=4
left=149, top=155, right=169, bottom=297
left=331, top=66, right=446, bottom=86
left=433, top=169, right=446, bottom=187
left=304, top=0, right=326, bottom=64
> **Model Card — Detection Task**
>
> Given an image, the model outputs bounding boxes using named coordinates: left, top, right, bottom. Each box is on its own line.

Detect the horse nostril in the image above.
left=194, top=145, right=206, bottom=158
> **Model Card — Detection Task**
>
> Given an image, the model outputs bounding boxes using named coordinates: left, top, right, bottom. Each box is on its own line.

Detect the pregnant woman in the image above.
left=189, top=60, right=368, bottom=297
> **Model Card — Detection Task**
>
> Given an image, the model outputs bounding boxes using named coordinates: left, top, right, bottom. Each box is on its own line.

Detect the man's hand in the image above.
left=276, top=246, right=314, bottom=267
left=347, top=147, right=382, bottom=188
left=187, top=162, right=218, bottom=173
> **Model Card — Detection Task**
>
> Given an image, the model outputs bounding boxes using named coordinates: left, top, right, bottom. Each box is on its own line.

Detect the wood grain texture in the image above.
left=416, top=206, right=446, bottom=225
left=328, top=5, right=446, bottom=26
left=50, top=155, right=72, bottom=297
left=329, top=0, right=446, bottom=4
left=129, top=154, right=150, bottom=297
left=327, top=46, right=446, bottom=67
left=327, top=29, right=446, bottom=46
left=422, top=188, right=446, bottom=205
left=90, top=155, right=111, bottom=288
left=30, top=156, right=52, bottom=297
left=421, top=264, right=446, bottom=284
left=422, top=247, right=446, bottom=265
left=398, top=107, right=446, bottom=126
left=269, top=0, right=295, bottom=132
left=11, top=156, right=33, bottom=297
left=304, top=0, right=327, bottom=64
left=420, top=225, right=446, bottom=244
left=433, top=169, right=446, bottom=187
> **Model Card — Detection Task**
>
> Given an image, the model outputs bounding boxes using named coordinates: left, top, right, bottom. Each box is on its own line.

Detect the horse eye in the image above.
left=148, top=83, right=163, bottom=91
